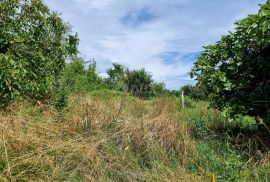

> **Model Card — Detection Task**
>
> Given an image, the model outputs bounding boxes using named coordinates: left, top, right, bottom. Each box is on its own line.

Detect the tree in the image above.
left=180, top=84, right=208, bottom=100
left=86, top=59, right=102, bottom=89
left=106, top=63, right=126, bottom=90
left=151, top=82, right=166, bottom=97
left=107, top=63, right=125, bottom=83
left=191, top=1, right=270, bottom=122
left=125, top=68, right=153, bottom=98
left=60, top=56, right=86, bottom=93
left=0, top=0, right=78, bottom=106
left=60, top=57, right=103, bottom=93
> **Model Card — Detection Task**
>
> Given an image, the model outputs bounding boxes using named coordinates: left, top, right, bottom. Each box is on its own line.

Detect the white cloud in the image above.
left=44, top=0, right=264, bottom=89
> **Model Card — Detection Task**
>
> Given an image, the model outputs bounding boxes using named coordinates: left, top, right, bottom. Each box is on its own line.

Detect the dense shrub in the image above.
left=60, top=57, right=103, bottom=94
left=191, top=1, right=270, bottom=122
left=151, top=82, right=166, bottom=97
left=0, top=0, right=78, bottom=107
left=125, top=68, right=154, bottom=98
left=181, top=84, right=209, bottom=100
left=50, top=56, right=106, bottom=109
left=105, top=64, right=167, bottom=98
left=106, top=63, right=126, bottom=90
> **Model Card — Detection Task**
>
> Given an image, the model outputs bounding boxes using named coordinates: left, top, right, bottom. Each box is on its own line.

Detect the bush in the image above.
left=125, top=68, right=154, bottom=98
left=191, top=1, right=270, bottom=122
left=181, top=84, right=209, bottom=100
left=0, top=0, right=78, bottom=107
left=60, top=56, right=104, bottom=92
left=184, top=97, right=196, bottom=108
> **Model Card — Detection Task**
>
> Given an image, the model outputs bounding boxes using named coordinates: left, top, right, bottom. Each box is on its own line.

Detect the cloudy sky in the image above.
left=44, top=0, right=264, bottom=90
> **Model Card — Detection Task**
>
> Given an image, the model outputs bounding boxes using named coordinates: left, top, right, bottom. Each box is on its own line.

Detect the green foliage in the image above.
left=183, top=101, right=270, bottom=181
left=125, top=68, right=154, bottom=98
left=168, top=90, right=181, bottom=97
left=50, top=81, right=69, bottom=111
left=0, top=0, right=78, bottom=107
left=184, top=96, right=196, bottom=108
left=181, top=84, right=209, bottom=100
left=42, top=56, right=105, bottom=110
left=107, top=63, right=125, bottom=83
left=60, top=56, right=103, bottom=94
left=191, top=1, right=270, bottom=121
left=106, top=63, right=126, bottom=90
left=189, top=140, right=248, bottom=182
left=105, top=64, right=167, bottom=98
left=86, top=60, right=102, bottom=87
left=0, top=160, right=6, bottom=172
left=151, top=82, right=166, bottom=97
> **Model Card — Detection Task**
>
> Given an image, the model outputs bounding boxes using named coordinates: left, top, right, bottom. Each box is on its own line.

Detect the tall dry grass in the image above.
left=0, top=94, right=201, bottom=181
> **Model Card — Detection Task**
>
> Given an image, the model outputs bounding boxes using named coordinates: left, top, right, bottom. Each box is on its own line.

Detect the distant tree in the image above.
left=86, top=59, right=102, bottom=87
left=180, top=84, right=208, bottom=100
left=60, top=56, right=87, bottom=93
left=151, top=82, right=166, bottom=97
left=169, top=90, right=181, bottom=97
left=106, top=63, right=126, bottom=90
left=0, top=0, right=78, bottom=106
left=52, top=57, right=103, bottom=110
left=107, top=63, right=125, bottom=83
left=106, top=64, right=167, bottom=97
left=61, top=57, right=102, bottom=93
left=125, top=68, right=153, bottom=98
left=191, top=1, right=270, bottom=122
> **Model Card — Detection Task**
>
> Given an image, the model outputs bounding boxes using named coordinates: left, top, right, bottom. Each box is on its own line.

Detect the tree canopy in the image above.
left=180, top=84, right=209, bottom=100
left=191, top=1, right=270, bottom=121
left=107, top=63, right=125, bottom=83
left=0, top=0, right=78, bottom=106
left=125, top=68, right=153, bottom=98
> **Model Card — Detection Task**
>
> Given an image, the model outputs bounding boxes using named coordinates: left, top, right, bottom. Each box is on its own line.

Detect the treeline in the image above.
left=57, top=57, right=209, bottom=107
left=55, top=57, right=170, bottom=109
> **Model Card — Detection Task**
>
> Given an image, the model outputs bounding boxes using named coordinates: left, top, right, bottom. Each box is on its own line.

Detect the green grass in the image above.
left=182, top=101, right=270, bottom=181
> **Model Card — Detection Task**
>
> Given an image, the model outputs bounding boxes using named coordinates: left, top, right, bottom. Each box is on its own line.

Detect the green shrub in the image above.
left=184, top=96, right=196, bottom=108
left=181, top=84, right=209, bottom=100
left=125, top=68, right=153, bottom=98
left=51, top=84, right=69, bottom=111
left=191, top=1, right=270, bottom=122
left=0, top=0, right=78, bottom=107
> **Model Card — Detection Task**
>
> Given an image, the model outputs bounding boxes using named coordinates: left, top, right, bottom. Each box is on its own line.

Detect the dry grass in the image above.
left=0, top=94, right=202, bottom=181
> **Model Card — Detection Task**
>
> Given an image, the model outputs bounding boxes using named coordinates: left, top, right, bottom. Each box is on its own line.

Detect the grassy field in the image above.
left=0, top=90, right=270, bottom=181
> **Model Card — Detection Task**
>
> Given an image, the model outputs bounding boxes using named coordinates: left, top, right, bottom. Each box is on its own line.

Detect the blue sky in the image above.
left=44, top=0, right=265, bottom=90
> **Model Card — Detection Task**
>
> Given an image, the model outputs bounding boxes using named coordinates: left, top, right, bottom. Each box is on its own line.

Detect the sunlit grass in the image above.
left=0, top=91, right=200, bottom=181
left=1, top=91, right=270, bottom=181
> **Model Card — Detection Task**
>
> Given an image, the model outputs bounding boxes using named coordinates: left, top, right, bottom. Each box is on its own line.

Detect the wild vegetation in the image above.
left=1, top=91, right=270, bottom=181
left=0, top=92, right=199, bottom=181
left=191, top=1, right=270, bottom=122
left=1, top=0, right=270, bottom=181
left=0, top=0, right=78, bottom=107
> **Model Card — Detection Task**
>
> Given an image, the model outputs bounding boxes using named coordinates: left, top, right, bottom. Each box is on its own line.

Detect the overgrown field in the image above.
left=0, top=90, right=270, bottom=181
